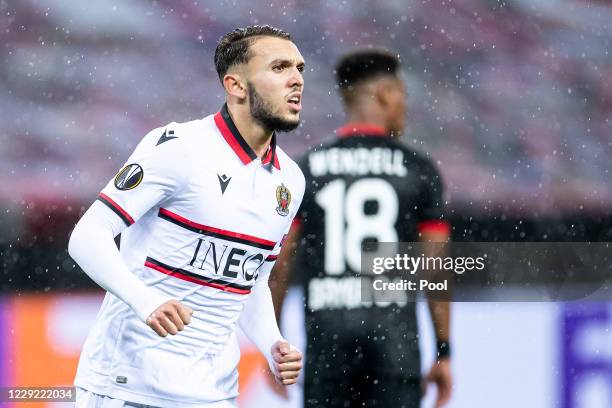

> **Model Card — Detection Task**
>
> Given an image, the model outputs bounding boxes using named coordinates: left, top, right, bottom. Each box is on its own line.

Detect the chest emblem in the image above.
left=275, top=183, right=291, bottom=216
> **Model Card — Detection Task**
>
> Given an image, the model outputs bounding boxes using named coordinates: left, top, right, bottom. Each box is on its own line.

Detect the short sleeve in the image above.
left=97, top=124, right=190, bottom=227
left=416, top=159, right=449, bottom=235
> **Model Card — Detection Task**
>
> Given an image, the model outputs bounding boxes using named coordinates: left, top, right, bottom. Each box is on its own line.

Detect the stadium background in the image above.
left=1, top=0, right=610, bottom=407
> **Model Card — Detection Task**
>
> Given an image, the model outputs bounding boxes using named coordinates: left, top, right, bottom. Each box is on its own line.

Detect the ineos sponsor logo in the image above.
left=189, top=238, right=266, bottom=282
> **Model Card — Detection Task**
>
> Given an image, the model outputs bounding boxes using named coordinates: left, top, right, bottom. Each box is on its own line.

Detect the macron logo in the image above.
left=156, top=129, right=178, bottom=146
left=217, top=173, right=232, bottom=194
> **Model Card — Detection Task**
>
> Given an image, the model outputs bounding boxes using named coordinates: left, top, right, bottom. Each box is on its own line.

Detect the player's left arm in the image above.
left=237, top=270, right=302, bottom=385
left=240, top=164, right=305, bottom=386
left=417, top=159, right=452, bottom=408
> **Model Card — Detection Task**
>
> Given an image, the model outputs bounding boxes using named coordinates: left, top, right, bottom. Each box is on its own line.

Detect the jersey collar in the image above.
left=336, top=122, right=389, bottom=138
left=214, top=104, right=281, bottom=170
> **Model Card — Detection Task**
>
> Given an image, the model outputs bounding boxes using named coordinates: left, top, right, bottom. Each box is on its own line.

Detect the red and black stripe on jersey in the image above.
left=97, top=193, right=135, bottom=226
left=144, top=256, right=252, bottom=295
left=214, top=103, right=280, bottom=170
left=158, top=207, right=276, bottom=251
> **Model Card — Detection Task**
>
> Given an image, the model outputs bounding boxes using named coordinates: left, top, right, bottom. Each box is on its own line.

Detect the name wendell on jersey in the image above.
left=74, top=107, right=304, bottom=405
left=308, top=146, right=408, bottom=177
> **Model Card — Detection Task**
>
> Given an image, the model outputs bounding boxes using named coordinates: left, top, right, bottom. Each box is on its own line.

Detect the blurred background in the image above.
left=0, top=0, right=610, bottom=407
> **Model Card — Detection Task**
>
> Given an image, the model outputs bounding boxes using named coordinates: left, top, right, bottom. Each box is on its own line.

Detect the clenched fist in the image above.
left=146, top=299, right=193, bottom=337
left=270, top=340, right=302, bottom=385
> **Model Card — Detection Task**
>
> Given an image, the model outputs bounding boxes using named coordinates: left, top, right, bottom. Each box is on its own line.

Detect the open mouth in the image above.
left=287, top=94, right=302, bottom=112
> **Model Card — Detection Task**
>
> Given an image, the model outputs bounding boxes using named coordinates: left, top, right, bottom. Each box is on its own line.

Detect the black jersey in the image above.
left=296, top=124, right=447, bottom=378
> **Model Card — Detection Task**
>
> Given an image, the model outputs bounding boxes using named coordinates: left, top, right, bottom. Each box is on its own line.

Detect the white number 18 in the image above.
left=315, top=178, right=398, bottom=274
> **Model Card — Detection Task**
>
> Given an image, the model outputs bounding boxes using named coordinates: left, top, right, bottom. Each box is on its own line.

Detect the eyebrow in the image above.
left=269, top=58, right=306, bottom=67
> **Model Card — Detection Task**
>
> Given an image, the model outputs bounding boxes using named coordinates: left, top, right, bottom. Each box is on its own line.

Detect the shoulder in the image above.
left=124, top=118, right=213, bottom=183
left=295, top=139, right=337, bottom=173
left=135, top=115, right=226, bottom=158
left=302, top=138, right=338, bottom=158
left=135, top=117, right=212, bottom=157
left=391, top=141, right=441, bottom=177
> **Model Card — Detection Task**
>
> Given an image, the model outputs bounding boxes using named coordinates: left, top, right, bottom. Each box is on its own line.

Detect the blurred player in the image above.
left=271, top=49, right=452, bottom=407
left=68, top=25, right=305, bottom=407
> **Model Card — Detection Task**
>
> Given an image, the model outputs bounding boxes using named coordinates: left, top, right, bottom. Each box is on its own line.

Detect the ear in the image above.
left=374, top=81, right=392, bottom=108
left=222, top=72, right=247, bottom=100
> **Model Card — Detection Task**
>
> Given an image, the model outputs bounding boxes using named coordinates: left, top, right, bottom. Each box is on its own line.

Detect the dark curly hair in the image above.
left=335, top=48, right=400, bottom=90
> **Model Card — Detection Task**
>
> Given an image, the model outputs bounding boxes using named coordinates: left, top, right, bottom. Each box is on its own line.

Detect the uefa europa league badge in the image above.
left=114, top=163, right=143, bottom=190
left=275, top=183, right=291, bottom=216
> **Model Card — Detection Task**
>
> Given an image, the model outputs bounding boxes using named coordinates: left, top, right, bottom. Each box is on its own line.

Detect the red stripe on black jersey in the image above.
left=417, top=220, right=451, bottom=235
left=291, top=216, right=302, bottom=228
left=97, top=193, right=135, bottom=226
left=336, top=123, right=388, bottom=138
left=158, top=207, right=277, bottom=251
left=145, top=257, right=252, bottom=295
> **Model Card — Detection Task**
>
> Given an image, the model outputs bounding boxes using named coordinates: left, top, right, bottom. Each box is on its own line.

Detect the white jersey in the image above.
left=75, top=105, right=305, bottom=407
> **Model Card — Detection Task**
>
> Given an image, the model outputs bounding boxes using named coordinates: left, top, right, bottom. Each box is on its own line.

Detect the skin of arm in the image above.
left=420, top=229, right=451, bottom=342
left=269, top=221, right=303, bottom=324
left=420, top=228, right=452, bottom=408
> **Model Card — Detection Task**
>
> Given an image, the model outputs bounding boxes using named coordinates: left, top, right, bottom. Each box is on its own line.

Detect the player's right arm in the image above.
left=68, top=125, right=192, bottom=337
left=415, top=158, right=452, bottom=407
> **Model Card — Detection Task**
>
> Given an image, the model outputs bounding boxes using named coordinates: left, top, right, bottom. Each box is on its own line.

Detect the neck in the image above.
left=226, top=101, right=273, bottom=158
left=345, top=103, right=387, bottom=130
